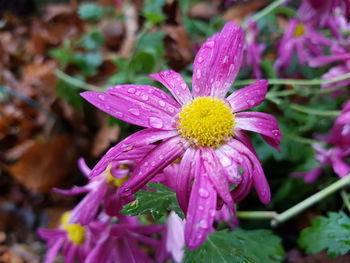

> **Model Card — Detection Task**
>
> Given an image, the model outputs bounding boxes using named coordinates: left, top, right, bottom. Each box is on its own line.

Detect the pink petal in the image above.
left=89, top=128, right=178, bottom=178
left=176, top=148, right=199, bottom=214
left=201, top=149, right=234, bottom=212
left=119, top=137, right=189, bottom=198
left=192, top=22, right=244, bottom=98
left=192, top=34, right=218, bottom=97
left=149, top=70, right=192, bottom=105
left=227, top=138, right=271, bottom=204
left=81, top=84, right=180, bottom=130
left=227, top=80, right=268, bottom=112
left=43, top=237, right=65, bottom=263
left=235, top=112, right=281, bottom=150
left=185, top=161, right=217, bottom=250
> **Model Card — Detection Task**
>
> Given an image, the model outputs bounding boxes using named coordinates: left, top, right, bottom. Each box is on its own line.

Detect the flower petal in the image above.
left=202, top=149, right=234, bottom=212
left=89, top=128, right=178, bottom=178
left=119, top=137, right=189, bottom=198
left=43, top=237, right=65, bottom=263
left=176, top=148, right=199, bottom=214
left=81, top=84, right=180, bottom=130
left=185, top=161, right=217, bottom=250
left=149, top=70, right=192, bottom=105
left=235, top=112, right=281, bottom=150
left=227, top=80, right=268, bottom=112
left=227, top=138, right=270, bottom=204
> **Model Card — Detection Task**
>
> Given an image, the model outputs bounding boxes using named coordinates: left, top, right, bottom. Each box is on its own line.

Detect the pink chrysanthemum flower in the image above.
left=81, top=22, right=281, bottom=249
left=38, top=212, right=92, bottom=263
left=293, top=100, right=350, bottom=183
left=275, top=19, right=331, bottom=72
left=55, top=146, right=153, bottom=225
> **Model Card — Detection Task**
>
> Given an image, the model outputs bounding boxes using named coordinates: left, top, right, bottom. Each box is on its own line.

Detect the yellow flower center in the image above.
left=60, top=212, right=86, bottom=245
left=177, top=97, right=235, bottom=148
left=105, top=163, right=129, bottom=187
left=294, top=24, right=305, bottom=37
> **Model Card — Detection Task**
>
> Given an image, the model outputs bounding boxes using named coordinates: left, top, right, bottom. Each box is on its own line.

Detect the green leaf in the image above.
left=298, top=211, right=350, bottom=258
left=49, top=46, right=74, bottom=68
left=185, top=229, right=284, bottom=263
left=78, top=3, right=104, bottom=22
left=142, top=0, right=166, bottom=24
left=73, top=52, right=103, bottom=77
left=81, top=31, right=105, bottom=50
left=56, top=80, right=83, bottom=108
left=130, top=51, right=156, bottom=74
left=136, top=31, right=165, bottom=57
left=121, top=183, right=184, bottom=221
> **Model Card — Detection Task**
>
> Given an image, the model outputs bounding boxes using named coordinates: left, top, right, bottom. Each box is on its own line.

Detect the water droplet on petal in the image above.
left=127, top=88, right=136, bottom=94
left=198, top=220, right=209, bottom=229
left=247, top=99, right=255, bottom=106
left=181, top=83, right=187, bottom=90
left=141, top=94, right=149, bottom=101
left=105, top=104, right=111, bottom=110
left=272, top=129, right=280, bottom=137
left=159, top=155, right=164, bottom=160
left=198, top=56, right=204, bottom=63
left=115, top=111, right=124, bottom=117
left=196, top=70, right=201, bottom=79
left=159, top=100, right=166, bottom=107
left=220, top=156, right=231, bottom=167
left=98, top=95, right=105, bottom=100
left=149, top=117, right=163, bottom=128
left=198, top=188, right=209, bottom=198
left=209, top=209, right=216, bottom=217
left=135, top=91, right=141, bottom=96
left=129, top=108, right=140, bottom=116
left=167, top=107, right=175, bottom=113
left=199, top=205, right=204, bottom=210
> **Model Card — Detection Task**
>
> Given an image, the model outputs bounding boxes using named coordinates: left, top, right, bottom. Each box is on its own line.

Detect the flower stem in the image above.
left=272, top=175, right=350, bottom=225
left=340, top=190, right=350, bottom=212
left=236, top=175, right=350, bottom=225
left=289, top=104, right=340, bottom=117
left=234, top=72, right=350, bottom=87
left=54, top=69, right=102, bottom=92
left=243, top=0, right=289, bottom=28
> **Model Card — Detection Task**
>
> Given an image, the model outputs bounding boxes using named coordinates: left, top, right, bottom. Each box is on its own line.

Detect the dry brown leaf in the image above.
left=163, top=25, right=193, bottom=71
left=223, top=0, right=268, bottom=25
left=7, top=135, right=76, bottom=194
left=91, top=115, right=120, bottom=157
left=102, top=21, right=125, bottom=51
left=119, top=4, right=138, bottom=58
left=189, top=2, right=218, bottom=20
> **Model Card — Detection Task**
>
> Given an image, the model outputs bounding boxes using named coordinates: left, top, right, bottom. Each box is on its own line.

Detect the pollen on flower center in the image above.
left=294, top=23, right=305, bottom=37
left=177, top=97, right=235, bottom=148
left=60, top=212, right=86, bottom=245
left=105, top=163, right=129, bottom=187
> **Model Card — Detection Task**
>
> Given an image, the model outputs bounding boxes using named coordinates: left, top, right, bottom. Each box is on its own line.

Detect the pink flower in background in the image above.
left=244, top=21, right=265, bottom=78
left=54, top=146, right=154, bottom=225
left=298, top=0, right=350, bottom=28
left=82, top=22, right=281, bottom=249
left=275, top=19, right=330, bottom=72
left=38, top=212, right=92, bottom=263
left=293, top=100, right=350, bottom=183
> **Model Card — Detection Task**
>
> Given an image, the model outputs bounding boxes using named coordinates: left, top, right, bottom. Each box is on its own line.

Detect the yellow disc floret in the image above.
left=105, top=163, right=129, bottom=187
left=177, top=97, right=235, bottom=148
left=294, top=23, right=305, bottom=37
left=60, top=212, right=86, bottom=245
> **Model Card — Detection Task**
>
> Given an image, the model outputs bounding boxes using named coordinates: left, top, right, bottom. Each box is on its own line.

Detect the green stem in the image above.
left=243, top=0, right=289, bottom=28
left=341, top=190, right=350, bottom=212
left=272, top=175, right=350, bottom=225
left=236, top=175, right=350, bottom=225
left=234, top=72, right=350, bottom=87
left=236, top=211, right=277, bottom=219
left=54, top=69, right=102, bottom=92
left=290, top=104, right=340, bottom=117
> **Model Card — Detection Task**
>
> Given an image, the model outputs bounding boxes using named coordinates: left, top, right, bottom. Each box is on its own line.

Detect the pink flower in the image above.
left=244, top=21, right=265, bottom=78
left=275, top=19, right=331, bottom=72
left=38, top=212, right=92, bottom=263
left=81, top=22, right=281, bottom=249
left=54, top=146, right=154, bottom=225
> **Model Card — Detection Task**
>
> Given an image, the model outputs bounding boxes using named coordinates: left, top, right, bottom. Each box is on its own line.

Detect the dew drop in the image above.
left=198, top=205, right=204, bottom=210
left=115, top=111, right=124, bottom=117
left=98, top=95, right=105, bottom=100
left=149, top=117, right=163, bottom=128
left=209, top=209, right=216, bottom=217
left=196, top=70, right=201, bottom=79
left=135, top=91, right=141, bottom=96
left=144, top=162, right=149, bottom=166
left=141, top=94, right=149, bottom=101
left=181, top=83, right=187, bottom=90
left=272, top=129, right=280, bottom=137
left=159, top=155, right=164, bottom=160
left=198, top=220, right=208, bottom=229
left=151, top=161, right=156, bottom=167
left=148, top=88, right=155, bottom=94
left=128, top=108, right=140, bottom=116
left=220, top=156, right=232, bottom=167
left=198, top=188, right=209, bottom=198
left=105, top=104, right=111, bottom=110
left=159, top=100, right=166, bottom=107
left=198, top=56, right=204, bottom=63
left=247, top=99, right=255, bottom=106
left=167, top=107, right=175, bottom=113
left=127, top=88, right=136, bottom=94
